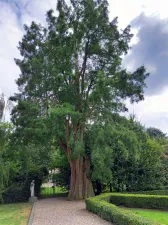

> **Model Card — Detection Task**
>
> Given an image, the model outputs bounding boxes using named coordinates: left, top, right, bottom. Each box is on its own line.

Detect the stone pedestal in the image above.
left=29, top=196, right=38, bottom=203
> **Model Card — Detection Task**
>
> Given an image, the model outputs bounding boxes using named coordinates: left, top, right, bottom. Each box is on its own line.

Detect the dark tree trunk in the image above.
left=68, top=158, right=94, bottom=200
left=96, top=180, right=102, bottom=195
left=110, top=183, right=112, bottom=192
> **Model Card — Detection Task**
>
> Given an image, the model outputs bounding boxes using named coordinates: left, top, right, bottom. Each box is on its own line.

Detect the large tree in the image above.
left=12, top=0, right=149, bottom=199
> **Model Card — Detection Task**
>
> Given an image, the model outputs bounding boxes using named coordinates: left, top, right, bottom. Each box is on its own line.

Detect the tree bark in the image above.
left=68, top=158, right=95, bottom=200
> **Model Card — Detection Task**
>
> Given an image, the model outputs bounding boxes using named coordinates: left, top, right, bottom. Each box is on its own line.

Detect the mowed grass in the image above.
left=0, top=203, right=32, bottom=225
left=40, top=186, right=68, bottom=197
left=128, top=208, right=168, bottom=225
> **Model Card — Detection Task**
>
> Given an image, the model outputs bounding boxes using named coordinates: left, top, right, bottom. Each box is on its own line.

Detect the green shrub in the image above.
left=132, top=190, right=168, bottom=196
left=2, top=166, right=48, bottom=203
left=2, top=183, right=28, bottom=203
left=110, top=193, right=168, bottom=209
left=86, top=194, right=162, bottom=225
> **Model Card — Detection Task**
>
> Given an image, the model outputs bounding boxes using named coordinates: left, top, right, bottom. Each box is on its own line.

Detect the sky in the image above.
left=0, top=0, right=168, bottom=133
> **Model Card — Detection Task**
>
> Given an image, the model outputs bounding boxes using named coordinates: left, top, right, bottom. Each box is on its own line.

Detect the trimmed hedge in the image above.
left=110, top=193, right=168, bottom=209
left=86, top=194, right=163, bottom=225
left=132, top=190, right=168, bottom=196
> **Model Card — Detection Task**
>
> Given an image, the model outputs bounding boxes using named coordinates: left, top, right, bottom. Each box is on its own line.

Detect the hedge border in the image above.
left=85, top=193, right=164, bottom=225
left=110, top=193, right=168, bottom=209
left=131, top=190, right=168, bottom=196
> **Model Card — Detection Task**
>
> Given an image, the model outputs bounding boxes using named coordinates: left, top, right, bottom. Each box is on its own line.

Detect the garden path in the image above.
left=31, top=197, right=113, bottom=225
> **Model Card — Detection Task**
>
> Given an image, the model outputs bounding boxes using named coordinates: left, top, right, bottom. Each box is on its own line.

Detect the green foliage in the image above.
left=89, top=118, right=163, bottom=192
left=132, top=190, right=168, bottom=195
left=110, top=193, right=168, bottom=209
left=10, top=0, right=150, bottom=199
left=52, top=169, right=70, bottom=189
left=0, top=122, right=13, bottom=201
left=146, top=127, right=167, bottom=139
left=2, top=183, right=28, bottom=204
left=12, top=0, right=149, bottom=161
left=50, top=148, right=70, bottom=189
left=159, top=140, right=168, bottom=188
left=137, top=139, right=163, bottom=191
left=0, top=123, right=50, bottom=203
left=2, top=166, right=48, bottom=203
left=86, top=194, right=161, bottom=225
left=40, top=186, right=68, bottom=197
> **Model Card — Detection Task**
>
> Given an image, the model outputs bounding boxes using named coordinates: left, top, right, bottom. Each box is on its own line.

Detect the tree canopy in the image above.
left=10, top=0, right=150, bottom=200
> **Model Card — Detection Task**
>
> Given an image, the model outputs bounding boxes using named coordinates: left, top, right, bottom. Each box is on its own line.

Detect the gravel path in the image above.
left=31, top=197, right=113, bottom=225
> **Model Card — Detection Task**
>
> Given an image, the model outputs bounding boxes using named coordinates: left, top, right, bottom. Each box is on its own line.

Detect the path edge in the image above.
left=27, top=201, right=36, bottom=225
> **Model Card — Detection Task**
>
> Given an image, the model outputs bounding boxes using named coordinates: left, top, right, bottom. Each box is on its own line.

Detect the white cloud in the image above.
left=126, top=90, right=168, bottom=133
left=0, top=2, right=23, bottom=96
left=20, top=0, right=57, bottom=26
left=0, top=0, right=168, bottom=133
left=109, top=0, right=168, bottom=29
left=0, top=0, right=57, bottom=98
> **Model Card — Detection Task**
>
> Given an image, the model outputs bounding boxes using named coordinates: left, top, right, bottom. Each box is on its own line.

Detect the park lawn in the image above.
left=128, top=208, right=168, bottom=225
left=0, top=203, right=32, bottom=225
left=40, top=186, right=68, bottom=197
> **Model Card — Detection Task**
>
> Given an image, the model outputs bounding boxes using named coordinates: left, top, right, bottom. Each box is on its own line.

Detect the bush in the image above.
left=86, top=194, right=162, bottom=225
left=2, top=166, right=48, bottom=203
left=2, top=183, right=29, bottom=203
left=132, top=190, right=168, bottom=195
left=110, top=193, right=168, bottom=209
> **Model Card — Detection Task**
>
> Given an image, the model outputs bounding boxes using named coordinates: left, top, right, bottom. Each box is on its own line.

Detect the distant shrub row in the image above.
left=131, top=190, right=168, bottom=196
left=110, top=193, right=168, bottom=209
left=85, top=193, right=168, bottom=225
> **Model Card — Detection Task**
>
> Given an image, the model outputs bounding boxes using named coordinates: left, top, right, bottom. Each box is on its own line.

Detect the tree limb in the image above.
left=80, top=38, right=90, bottom=94
left=58, top=140, right=67, bottom=153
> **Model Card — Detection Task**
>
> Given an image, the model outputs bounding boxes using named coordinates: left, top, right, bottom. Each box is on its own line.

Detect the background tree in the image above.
left=0, top=93, right=8, bottom=201
left=88, top=115, right=164, bottom=193
left=146, top=127, right=167, bottom=139
left=0, top=93, right=5, bottom=121
left=12, top=0, right=149, bottom=199
left=50, top=148, right=70, bottom=189
left=0, top=121, right=13, bottom=202
left=146, top=126, right=168, bottom=188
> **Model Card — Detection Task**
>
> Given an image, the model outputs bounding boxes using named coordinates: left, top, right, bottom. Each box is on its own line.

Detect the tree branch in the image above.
left=58, top=140, right=67, bottom=153
left=80, top=39, right=90, bottom=94
left=86, top=78, right=94, bottom=100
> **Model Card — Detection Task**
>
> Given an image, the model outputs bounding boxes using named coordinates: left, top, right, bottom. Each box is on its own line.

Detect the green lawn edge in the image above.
left=0, top=202, right=32, bottom=225
left=85, top=193, right=167, bottom=225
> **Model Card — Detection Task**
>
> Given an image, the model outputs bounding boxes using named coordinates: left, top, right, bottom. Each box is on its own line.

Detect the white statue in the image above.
left=30, top=180, right=35, bottom=197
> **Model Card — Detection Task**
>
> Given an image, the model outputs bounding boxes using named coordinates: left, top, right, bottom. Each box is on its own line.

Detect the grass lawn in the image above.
left=40, top=186, right=68, bottom=197
left=128, top=208, right=168, bottom=225
left=0, top=203, right=32, bottom=225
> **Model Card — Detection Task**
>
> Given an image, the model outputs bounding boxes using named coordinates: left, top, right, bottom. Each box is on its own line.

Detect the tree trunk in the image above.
left=110, top=183, right=112, bottom=192
left=68, top=158, right=94, bottom=200
left=95, top=180, right=102, bottom=195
